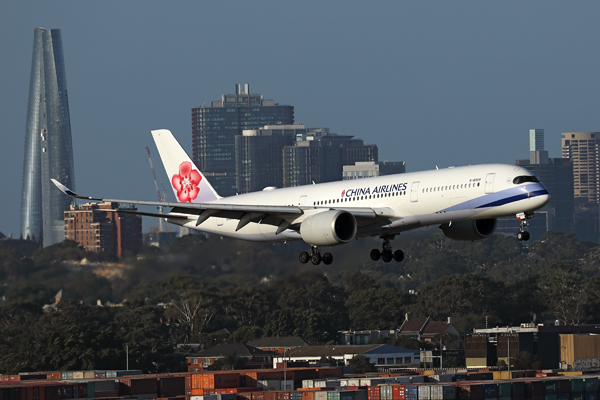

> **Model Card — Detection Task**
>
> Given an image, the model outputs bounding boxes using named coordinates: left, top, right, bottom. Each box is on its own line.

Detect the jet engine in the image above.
left=300, top=210, right=357, bottom=246
left=440, top=218, right=497, bottom=241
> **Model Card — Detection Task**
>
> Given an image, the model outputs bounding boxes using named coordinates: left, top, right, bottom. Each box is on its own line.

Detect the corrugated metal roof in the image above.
left=189, top=343, right=277, bottom=358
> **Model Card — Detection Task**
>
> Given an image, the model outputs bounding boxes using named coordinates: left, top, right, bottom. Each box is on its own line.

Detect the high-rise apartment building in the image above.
left=191, top=84, right=294, bottom=196
left=21, top=28, right=75, bottom=247
left=235, top=124, right=301, bottom=193
left=64, top=202, right=142, bottom=258
left=561, top=132, right=600, bottom=204
left=343, top=161, right=406, bottom=180
left=283, top=130, right=378, bottom=187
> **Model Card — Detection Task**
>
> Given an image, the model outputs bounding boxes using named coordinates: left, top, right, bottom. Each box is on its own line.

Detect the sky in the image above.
left=2, top=1, right=600, bottom=238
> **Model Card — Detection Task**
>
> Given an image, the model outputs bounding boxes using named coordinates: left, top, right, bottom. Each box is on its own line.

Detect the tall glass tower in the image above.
left=21, top=28, right=75, bottom=246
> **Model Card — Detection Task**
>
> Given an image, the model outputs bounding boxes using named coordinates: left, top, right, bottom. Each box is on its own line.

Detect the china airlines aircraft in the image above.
left=52, top=130, right=550, bottom=265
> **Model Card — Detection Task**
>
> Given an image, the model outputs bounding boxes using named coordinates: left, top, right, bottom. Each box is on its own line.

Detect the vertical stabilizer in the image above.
left=151, top=129, right=220, bottom=203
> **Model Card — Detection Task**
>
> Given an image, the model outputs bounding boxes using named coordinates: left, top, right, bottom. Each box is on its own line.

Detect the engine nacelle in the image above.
left=440, top=218, right=497, bottom=241
left=300, top=210, right=357, bottom=246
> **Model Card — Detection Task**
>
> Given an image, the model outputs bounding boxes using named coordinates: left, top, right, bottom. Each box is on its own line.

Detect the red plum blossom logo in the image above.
left=172, top=161, right=202, bottom=203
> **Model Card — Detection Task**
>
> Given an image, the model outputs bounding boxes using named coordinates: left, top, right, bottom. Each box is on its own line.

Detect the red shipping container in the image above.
left=392, top=385, right=406, bottom=400
left=185, top=375, right=193, bottom=389
left=367, top=386, right=380, bottom=400
left=45, top=373, right=61, bottom=381
left=253, top=391, right=266, bottom=400
left=263, top=392, right=277, bottom=400
left=77, top=383, right=88, bottom=398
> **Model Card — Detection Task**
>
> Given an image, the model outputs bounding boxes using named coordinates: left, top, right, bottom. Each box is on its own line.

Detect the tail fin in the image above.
left=152, top=129, right=220, bottom=203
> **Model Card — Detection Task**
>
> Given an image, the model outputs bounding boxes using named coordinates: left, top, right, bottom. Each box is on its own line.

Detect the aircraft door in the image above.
left=485, top=173, right=495, bottom=194
left=298, top=195, right=307, bottom=206
left=410, top=181, right=420, bottom=202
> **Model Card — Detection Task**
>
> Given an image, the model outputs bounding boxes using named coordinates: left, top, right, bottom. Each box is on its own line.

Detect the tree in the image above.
left=348, top=354, right=375, bottom=373
left=207, top=352, right=246, bottom=371
left=512, top=351, right=544, bottom=370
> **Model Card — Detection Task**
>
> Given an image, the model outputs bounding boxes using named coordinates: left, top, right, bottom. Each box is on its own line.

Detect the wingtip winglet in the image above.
left=51, top=179, right=80, bottom=198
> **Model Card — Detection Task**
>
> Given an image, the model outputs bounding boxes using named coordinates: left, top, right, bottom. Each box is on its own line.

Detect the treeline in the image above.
left=0, top=231, right=599, bottom=373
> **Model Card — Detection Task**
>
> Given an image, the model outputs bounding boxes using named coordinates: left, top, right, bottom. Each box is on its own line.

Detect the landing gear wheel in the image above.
left=370, top=249, right=381, bottom=261
left=311, top=252, right=321, bottom=265
left=517, top=231, right=525, bottom=241
left=322, top=253, right=333, bottom=265
left=382, top=250, right=393, bottom=263
left=523, top=231, right=530, bottom=241
left=299, top=251, right=309, bottom=264
left=394, top=250, right=404, bottom=262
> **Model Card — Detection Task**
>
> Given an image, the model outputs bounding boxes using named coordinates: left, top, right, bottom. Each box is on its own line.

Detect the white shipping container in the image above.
left=347, top=379, right=361, bottom=387
left=191, top=396, right=218, bottom=400
left=359, top=379, right=385, bottom=387
left=418, top=385, right=431, bottom=400
left=257, top=380, right=280, bottom=391
left=302, top=380, right=314, bottom=389
left=339, top=380, right=349, bottom=386
left=315, top=391, right=329, bottom=400
left=314, top=380, right=329, bottom=388
left=430, top=385, right=456, bottom=400
left=281, top=380, right=294, bottom=390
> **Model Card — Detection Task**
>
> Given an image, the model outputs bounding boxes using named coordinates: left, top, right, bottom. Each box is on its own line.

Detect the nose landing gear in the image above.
left=516, top=211, right=533, bottom=241
left=370, top=235, right=404, bottom=263
left=299, top=246, right=333, bottom=265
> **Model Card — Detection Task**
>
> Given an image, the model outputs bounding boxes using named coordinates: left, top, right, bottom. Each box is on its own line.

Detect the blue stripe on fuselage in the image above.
left=439, top=183, right=549, bottom=213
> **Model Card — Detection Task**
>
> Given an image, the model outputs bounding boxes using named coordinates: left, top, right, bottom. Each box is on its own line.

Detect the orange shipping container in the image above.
left=392, top=386, right=406, bottom=400
left=202, top=372, right=240, bottom=389
left=302, top=391, right=315, bottom=400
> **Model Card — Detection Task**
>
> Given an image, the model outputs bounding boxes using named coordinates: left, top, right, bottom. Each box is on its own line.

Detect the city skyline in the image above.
left=2, top=2, right=600, bottom=237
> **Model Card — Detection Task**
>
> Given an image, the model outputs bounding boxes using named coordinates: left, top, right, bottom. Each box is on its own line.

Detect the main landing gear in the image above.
left=370, top=235, right=404, bottom=263
left=516, top=211, right=533, bottom=241
left=299, top=246, right=333, bottom=265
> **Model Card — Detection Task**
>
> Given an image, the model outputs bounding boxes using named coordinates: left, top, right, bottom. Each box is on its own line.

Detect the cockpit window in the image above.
left=513, top=175, right=540, bottom=184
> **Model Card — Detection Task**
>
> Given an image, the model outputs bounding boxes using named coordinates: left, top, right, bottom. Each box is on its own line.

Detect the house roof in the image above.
left=399, top=317, right=429, bottom=333
left=422, top=321, right=450, bottom=335
left=281, top=344, right=415, bottom=358
left=189, top=343, right=276, bottom=358
left=248, top=337, right=309, bottom=348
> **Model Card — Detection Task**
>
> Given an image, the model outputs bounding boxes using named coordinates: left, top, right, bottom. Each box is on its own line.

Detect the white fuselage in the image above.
left=166, top=164, right=550, bottom=243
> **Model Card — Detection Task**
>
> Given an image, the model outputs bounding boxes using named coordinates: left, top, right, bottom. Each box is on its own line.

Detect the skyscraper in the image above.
left=191, top=84, right=294, bottom=196
left=561, top=132, right=600, bottom=204
left=21, top=28, right=75, bottom=246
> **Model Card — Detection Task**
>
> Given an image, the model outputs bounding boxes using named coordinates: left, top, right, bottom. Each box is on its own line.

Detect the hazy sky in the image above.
left=2, top=2, right=600, bottom=237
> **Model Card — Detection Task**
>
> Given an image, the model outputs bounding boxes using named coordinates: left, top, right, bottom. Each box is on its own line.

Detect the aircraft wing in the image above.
left=52, top=179, right=397, bottom=231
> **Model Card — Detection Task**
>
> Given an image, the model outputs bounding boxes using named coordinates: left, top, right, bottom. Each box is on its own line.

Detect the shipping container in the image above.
left=430, top=385, right=456, bottom=400
left=44, top=384, right=74, bottom=400
left=392, top=385, right=405, bottom=400
left=246, top=372, right=284, bottom=388
left=328, top=391, right=357, bottom=400
left=315, top=391, right=330, bottom=400
left=316, top=369, right=343, bottom=380
left=302, top=391, right=315, bottom=400
left=367, top=386, right=379, bottom=400
left=95, top=379, right=118, bottom=391
left=257, top=381, right=280, bottom=391
left=458, top=384, right=484, bottom=400
left=202, top=373, right=241, bottom=389
left=571, top=394, right=584, bottom=400
left=359, top=380, right=385, bottom=387
left=159, top=376, right=186, bottom=398
left=405, top=386, right=418, bottom=400
left=410, top=377, right=425, bottom=384
left=584, top=377, right=598, bottom=392
left=418, top=385, right=431, bottom=400
left=119, top=377, right=158, bottom=395
left=380, top=385, right=393, bottom=400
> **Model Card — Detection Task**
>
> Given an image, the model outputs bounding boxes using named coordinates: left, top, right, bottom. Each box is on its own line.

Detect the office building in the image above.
left=191, top=84, right=294, bottom=196
left=561, top=132, right=600, bottom=204
left=343, top=161, right=406, bottom=180
left=64, top=202, right=142, bottom=258
left=21, top=28, right=76, bottom=247
left=235, top=124, right=301, bottom=193
left=283, top=130, right=378, bottom=187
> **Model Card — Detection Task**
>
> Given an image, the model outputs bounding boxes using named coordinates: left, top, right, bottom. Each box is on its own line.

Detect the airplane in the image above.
left=52, top=129, right=550, bottom=265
